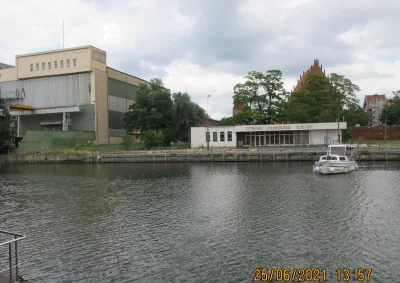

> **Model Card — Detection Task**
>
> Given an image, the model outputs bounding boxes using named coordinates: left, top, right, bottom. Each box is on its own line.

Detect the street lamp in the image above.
left=206, top=95, right=210, bottom=151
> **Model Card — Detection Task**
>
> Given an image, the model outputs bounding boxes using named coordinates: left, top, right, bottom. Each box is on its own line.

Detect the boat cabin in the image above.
left=327, top=144, right=355, bottom=161
left=319, top=154, right=349, bottom=162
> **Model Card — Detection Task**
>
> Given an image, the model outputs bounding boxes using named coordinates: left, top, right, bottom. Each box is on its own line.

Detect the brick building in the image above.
left=363, top=94, right=387, bottom=126
left=293, top=59, right=328, bottom=92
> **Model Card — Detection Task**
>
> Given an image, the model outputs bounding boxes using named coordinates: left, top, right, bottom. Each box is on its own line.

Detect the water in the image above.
left=0, top=162, right=400, bottom=282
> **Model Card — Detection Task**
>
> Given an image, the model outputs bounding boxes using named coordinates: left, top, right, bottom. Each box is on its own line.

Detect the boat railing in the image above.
left=0, top=230, right=26, bottom=283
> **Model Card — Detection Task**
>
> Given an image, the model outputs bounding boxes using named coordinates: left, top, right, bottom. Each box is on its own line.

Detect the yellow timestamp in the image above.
left=253, top=268, right=328, bottom=282
left=253, top=268, right=373, bottom=282
left=336, top=268, right=372, bottom=281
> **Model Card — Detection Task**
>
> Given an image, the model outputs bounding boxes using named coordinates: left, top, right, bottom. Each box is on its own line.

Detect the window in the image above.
left=48, top=62, right=51, bottom=70
left=60, top=60, right=64, bottom=68
left=42, top=62, right=45, bottom=71
left=30, top=64, right=33, bottom=72
left=36, top=63, right=39, bottom=71
left=213, top=132, right=217, bottom=142
left=220, top=131, right=225, bottom=142
left=339, top=157, right=346, bottom=161
left=54, top=61, right=58, bottom=69
left=67, top=59, right=70, bottom=68
left=227, top=131, right=232, bottom=142
left=73, top=59, right=76, bottom=66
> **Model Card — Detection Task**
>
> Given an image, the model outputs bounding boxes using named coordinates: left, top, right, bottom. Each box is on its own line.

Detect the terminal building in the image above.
left=0, top=45, right=149, bottom=147
left=191, top=122, right=347, bottom=148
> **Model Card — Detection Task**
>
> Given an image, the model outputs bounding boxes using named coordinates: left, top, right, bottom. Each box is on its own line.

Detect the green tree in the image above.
left=233, top=70, right=287, bottom=124
left=380, top=96, right=400, bottom=125
left=141, top=129, right=164, bottom=149
left=124, top=80, right=178, bottom=143
left=329, top=73, right=361, bottom=109
left=392, top=90, right=400, bottom=99
left=172, top=92, right=205, bottom=142
left=0, top=109, right=12, bottom=150
left=284, top=73, right=337, bottom=123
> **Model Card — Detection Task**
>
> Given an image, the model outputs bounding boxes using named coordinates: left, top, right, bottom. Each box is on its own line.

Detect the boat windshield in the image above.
left=327, top=156, right=338, bottom=160
left=330, top=147, right=346, bottom=155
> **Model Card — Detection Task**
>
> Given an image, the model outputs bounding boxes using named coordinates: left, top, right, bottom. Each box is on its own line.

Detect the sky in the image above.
left=0, top=0, right=399, bottom=120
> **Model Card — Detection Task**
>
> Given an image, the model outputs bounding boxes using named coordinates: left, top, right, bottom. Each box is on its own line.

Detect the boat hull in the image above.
left=314, top=161, right=358, bottom=175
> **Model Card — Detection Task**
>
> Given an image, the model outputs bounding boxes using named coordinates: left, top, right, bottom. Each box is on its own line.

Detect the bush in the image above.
left=140, top=130, right=164, bottom=149
left=122, top=135, right=136, bottom=148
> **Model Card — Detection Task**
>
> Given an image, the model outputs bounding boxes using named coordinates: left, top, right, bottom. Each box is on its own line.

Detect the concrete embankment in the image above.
left=4, top=151, right=400, bottom=163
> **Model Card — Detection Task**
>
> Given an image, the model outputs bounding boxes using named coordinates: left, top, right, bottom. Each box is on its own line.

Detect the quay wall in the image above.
left=4, top=151, right=400, bottom=164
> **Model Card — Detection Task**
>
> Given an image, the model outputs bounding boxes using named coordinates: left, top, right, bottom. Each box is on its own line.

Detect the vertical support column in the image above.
left=15, top=237, right=19, bottom=282
left=62, top=112, right=68, bottom=131
left=17, top=115, right=20, bottom=137
left=9, top=243, right=12, bottom=283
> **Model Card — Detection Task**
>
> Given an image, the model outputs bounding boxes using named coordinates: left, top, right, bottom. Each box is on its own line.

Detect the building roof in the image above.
left=293, top=59, right=328, bottom=92
left=0, top=62, right=14, bottom=69
left=364, top=94, right=386, bottom=104
left=15, top=45, right=106, bottom=58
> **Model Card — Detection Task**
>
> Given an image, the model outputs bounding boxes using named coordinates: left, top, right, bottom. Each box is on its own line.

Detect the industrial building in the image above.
left=191, top=122, right=347, bottom=148
left=0, top=45, right=149, bottom=149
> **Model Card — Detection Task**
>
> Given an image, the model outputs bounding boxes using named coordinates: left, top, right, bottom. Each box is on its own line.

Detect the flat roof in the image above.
left=16, top=45, right=106, bottom=58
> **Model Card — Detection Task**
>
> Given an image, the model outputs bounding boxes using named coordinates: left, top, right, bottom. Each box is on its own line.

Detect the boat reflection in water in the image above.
left=314, top=144, right=358, bottom=174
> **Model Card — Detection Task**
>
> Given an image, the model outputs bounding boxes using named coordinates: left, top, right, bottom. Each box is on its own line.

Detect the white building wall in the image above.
left=191, top=126, right=236, bottom=148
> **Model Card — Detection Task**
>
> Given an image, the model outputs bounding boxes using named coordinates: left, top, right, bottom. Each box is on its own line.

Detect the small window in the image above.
left=67, top=59, right=70, bottom=68
left=30, top=64, right=33, bottom=72
left=42, top=62, right=45, bottom=71
left=48, top=62, right=51, bottom=70
left=54, top=61, right=58, bottom=69
left=339, top=157, right=346, bottom=161
left=213, top=132, right=217, bottom=142
left=220, top=132, right=225, bottom=142
left=60, top=60, right=64, bottom=68
left=321, top=156, right=326, bottom=160
left=36, top=63, right=39, bottom=71
left=227, top=131, right=232, bottom=142
left=73, top=59, right=76, bottom=66
left=330, top=156, right=337, bottom=161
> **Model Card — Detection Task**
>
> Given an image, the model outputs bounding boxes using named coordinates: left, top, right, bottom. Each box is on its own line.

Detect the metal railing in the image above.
left=0, top=230, right=26, bottom=283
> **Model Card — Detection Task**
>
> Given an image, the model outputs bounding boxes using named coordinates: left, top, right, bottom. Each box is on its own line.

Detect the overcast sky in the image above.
left=1, top=0, right=399, bottom=119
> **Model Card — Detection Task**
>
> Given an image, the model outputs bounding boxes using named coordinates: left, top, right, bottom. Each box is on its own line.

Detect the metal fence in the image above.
left=0, top=230, right=26, bottom=283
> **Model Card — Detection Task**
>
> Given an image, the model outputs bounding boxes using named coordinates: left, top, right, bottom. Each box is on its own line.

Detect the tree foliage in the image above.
left=380, top=96, right=400, bottom=125
left=329, top=73, right=361, bottom=109
left=0, top=109, right=12, bottom=150
left=284, top=73, right=337, bottom=123
left=140, top=129, right=164, bottom=149
left=124, top=79, right=205, bottom=144
left=232, top=70, right=287, bottom=124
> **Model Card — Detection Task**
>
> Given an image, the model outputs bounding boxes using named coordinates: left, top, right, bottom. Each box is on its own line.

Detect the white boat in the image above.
left=313, top=144, right=358, bottom=175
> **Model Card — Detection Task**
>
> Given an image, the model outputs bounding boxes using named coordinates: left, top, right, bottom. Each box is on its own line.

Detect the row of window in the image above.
left=30, top=59, right=77, bottom=72
left=209, top=131, right=233, bottom=142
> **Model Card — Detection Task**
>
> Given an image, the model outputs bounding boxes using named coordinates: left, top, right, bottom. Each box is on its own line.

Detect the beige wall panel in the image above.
left=126, top=76, right=144, bottom=86
left=0, top=68, right=17, bottom=82
left=94, top=69, right=109, bottom=144
left=109, top=136, right=123, bottom=144
left=17, top=48, right=92, bottom=79
left=91, top=59, right=106, bottom=72
left=90, top=72, right=96, bottom=104
left=107, top=68, right=127, bottom=82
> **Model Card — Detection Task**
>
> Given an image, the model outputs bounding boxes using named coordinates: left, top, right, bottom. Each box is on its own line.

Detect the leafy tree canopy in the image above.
left=233, top=70, right=287, bottom=124
left=124, top=78, right=205, bottom=143
left=380, top=95, right=400, bottom=125
left=0, top=109, right=12, bottom=150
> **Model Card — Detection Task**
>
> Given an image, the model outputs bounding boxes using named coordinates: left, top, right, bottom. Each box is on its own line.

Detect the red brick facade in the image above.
left=293, top=59, right=328, bottom=92
left=232, top=100, right=246, bottom=115
left=351, top=126, right=400, bottom=140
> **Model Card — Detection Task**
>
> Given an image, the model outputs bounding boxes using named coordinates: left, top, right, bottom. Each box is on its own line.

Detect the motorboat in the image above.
left=313, top=144, right=358, bottom=175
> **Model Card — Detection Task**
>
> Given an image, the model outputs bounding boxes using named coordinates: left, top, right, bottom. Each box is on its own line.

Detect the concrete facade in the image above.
left=191, top=122, right=347, bottom=148
left=0, top=45, right=150, bottom=145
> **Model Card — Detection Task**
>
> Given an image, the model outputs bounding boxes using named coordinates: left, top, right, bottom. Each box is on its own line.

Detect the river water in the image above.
left=0, top=162, right=400, bottom=283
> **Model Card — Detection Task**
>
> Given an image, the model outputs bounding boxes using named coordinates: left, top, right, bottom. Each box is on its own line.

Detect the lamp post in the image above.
left=206, top=95, right=210, bottom=151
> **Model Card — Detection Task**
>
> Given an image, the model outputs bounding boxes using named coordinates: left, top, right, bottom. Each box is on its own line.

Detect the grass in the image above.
left=350, top=140, right=400, bottom=145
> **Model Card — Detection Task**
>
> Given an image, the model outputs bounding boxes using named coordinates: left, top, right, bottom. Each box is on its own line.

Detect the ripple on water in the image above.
left=0, top=162, right=400, bottom=282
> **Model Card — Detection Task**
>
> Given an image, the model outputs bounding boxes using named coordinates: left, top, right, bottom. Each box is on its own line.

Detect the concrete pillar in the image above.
left=17, top=115, right=20, bottom=137
left=62, top=112, right=68, bottom=131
